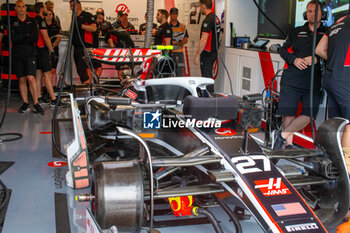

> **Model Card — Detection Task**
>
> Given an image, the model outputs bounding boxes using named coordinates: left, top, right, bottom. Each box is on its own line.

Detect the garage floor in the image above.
left=0, top=92, right=338, bottom=233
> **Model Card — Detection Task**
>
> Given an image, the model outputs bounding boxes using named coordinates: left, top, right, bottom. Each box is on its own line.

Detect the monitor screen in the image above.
left=257, top=0, right=295, bottom=39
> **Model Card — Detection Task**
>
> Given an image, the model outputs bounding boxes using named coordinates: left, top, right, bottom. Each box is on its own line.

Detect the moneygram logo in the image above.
left=215, top=128, right=236, bottom=136
left=254, top=178, right=291, bottom=196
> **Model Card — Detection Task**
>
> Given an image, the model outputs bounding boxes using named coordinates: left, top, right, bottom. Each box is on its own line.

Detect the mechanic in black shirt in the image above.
left=45, top=9, right=61, bottom=86
left=0, top=23, right=3, bottom=43
left=113, top=11, right=135, bottom=33
left=273, top=0, right=327, bottom=150
left=154, top=9, right=172, bottom=46
left=194, top=0, right=220, bottom=93
left=139, top=13, right=157, bottom=36
left=70, top=0, right=97, bottom=84
left=316, top=15, right=350, bottom=175
left=0, top=22, right=3, bottom=65
left=34, top=2, right=59, bottom=106
left=95, top=11, right=112, bottom=38
left=11, top=0, right=44, bottom=114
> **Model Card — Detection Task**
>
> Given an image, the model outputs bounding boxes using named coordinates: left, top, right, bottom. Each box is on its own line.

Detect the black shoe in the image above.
left=38, top=97, right=44, bottom=104
left=285, top=144, right=293, bottom=149
left=42, top=95, right=51, bottom=103
left=50, top=98, right=63, bottom=108
left=33, top=103, right=44, bottom=115
left=272, top=130, right=285, bottom=150
left=19, top=103, right=30, bottom=113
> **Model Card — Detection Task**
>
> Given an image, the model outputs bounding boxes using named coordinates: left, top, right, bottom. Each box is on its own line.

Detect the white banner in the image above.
left=53, top=0, right=163, bottom=31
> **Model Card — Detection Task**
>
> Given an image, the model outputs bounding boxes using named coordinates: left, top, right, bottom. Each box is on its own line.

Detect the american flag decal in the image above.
left=271, top=202, right=306, bottom=217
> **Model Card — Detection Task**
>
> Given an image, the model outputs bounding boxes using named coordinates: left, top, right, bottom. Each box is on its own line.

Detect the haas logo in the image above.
left=115, top=4, right=130, bottom=14
left=254, top=178, right=291, bottom=196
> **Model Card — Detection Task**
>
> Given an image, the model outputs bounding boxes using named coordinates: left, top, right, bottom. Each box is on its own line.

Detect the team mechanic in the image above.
left=34, top=2, right=59, bottom=106
left=11, top=0, right=44, bottom=114
left=316, top=14, right=350, bottom=232
left=139, top=13, right=158, bottom=36
left=154, top=9, right=172, bottom=46
left=273, top=0, right=327, bottom=150
left=316, top=15, right=350, bottom=169
left=169, top=7, right=189, bottom=77
left=70, top=0, right=97, bottom=84
left=194, top=0, right=220, bottom=93
left=0, top=23, right=3, bottom=43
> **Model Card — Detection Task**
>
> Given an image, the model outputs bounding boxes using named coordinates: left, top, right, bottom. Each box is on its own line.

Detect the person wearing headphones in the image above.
left=272, top=0, right=327, bottom=150
left=69, top=0, right=97, bottom=84
left=194, top=0, right=220, bottom=93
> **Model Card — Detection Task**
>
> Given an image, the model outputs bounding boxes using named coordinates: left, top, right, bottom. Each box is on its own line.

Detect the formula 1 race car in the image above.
left=66, top=48, right=350, bottom=233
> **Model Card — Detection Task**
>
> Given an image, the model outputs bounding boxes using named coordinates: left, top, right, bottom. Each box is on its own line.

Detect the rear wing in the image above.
left=87, top=48, right=161, bottom=65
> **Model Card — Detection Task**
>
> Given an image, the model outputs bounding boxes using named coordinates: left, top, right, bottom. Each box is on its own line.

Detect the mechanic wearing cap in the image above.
left=169, top=7, right=189, bottom=77
left=316, top=15, right=350, bottom=174
left=112, top=11, right=135, bottom=32
left=272, top=0, right=327, bottom=150
left=139, top=13, right=158, bottom=36
left=155, top=9, right=172, bottom=46
left=194, top=0, right=220, bottom=92
left=11, top=0, right=44, bottom=114
left=70, top=0, right=97, bottom=84
left=34, top=2, right=59, bottom=106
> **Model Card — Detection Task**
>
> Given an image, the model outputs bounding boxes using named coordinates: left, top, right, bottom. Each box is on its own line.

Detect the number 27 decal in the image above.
left=231, top=155, right=271, bottom=174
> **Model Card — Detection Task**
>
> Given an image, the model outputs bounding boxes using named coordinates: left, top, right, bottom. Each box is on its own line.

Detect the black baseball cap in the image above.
left=170, top=8, right=178, bottom=14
